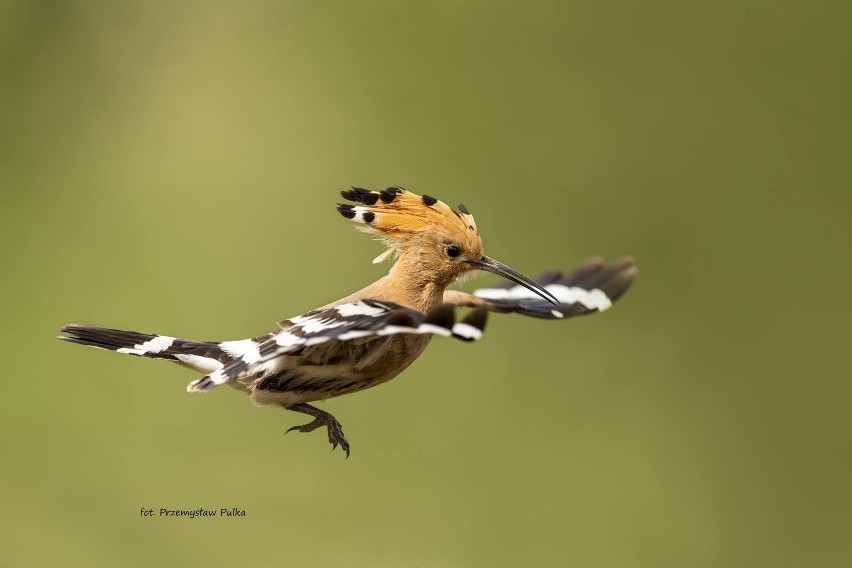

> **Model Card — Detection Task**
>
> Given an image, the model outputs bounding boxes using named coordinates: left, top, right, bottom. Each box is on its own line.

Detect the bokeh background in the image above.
left=2, top=1, right=850, bottom=567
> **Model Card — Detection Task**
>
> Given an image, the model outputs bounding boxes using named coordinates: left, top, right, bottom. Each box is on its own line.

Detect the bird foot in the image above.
left=285, top=404, right=350, bottom=458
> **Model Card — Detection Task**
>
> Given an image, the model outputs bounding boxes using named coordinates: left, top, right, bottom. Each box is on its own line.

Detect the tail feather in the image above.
left=58, top=324, right=231, bottom=373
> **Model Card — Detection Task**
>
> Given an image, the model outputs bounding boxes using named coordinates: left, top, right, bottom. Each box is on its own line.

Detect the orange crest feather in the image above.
left=337, top=187, right=479, bottom=244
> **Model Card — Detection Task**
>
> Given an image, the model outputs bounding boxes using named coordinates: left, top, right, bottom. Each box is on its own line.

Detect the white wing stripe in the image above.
left=417, top=323, right=453, bottom=336
left=220, top=339, right=262, bottom=364
left=175, top=354, right=224, bottom=373
left=116, top=335, right=175, bottom=355
left=335, top=301, right=387, bottom=317
left=452, top=322, right=483, bottom=340
left=336, top=330, right=374, bottom=341
left=274, top=331, right=302, bottom=347
left=475, top=284, right=613, bottom=311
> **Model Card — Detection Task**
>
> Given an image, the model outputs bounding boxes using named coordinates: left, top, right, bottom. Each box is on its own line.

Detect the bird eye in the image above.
left=446, top=245, right=462, bottom=258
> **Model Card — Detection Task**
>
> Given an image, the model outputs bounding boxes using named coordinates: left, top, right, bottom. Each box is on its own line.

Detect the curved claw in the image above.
left=328, top=424, right=350, bottom=457
left=337, top=440, right=350, bottom=459
left=284, top=404, right=351, bottom=458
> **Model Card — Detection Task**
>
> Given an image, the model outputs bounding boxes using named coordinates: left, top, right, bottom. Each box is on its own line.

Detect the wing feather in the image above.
left=469, top=257, right=638, bottom=319
left=187, top=300, right=488, bottom=392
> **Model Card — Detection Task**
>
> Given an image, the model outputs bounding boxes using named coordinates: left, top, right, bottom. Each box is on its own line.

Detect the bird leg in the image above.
left=285, top=403, right=350, bottom=458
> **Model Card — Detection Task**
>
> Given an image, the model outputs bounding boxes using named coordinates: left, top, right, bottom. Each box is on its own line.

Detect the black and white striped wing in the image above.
left=187, top=300, right=488, bottom=392
left=473, top=257, right=637, bottom=320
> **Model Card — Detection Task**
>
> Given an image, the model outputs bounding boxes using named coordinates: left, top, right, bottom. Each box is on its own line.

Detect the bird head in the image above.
left=337, top=187, right=557, bottom=304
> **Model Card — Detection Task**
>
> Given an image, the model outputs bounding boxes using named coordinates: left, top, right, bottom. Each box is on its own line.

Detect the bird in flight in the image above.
left=59, top=187, right=637, bottom=457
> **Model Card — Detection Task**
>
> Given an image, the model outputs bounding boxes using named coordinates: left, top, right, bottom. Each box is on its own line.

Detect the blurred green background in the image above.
left=2, top=1, right=850, bottom=566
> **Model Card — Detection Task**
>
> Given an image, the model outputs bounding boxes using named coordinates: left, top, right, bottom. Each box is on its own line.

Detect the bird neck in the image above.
left=389, top=252, right=452, bottom=310
left=354, top=252, right=449, bottom=312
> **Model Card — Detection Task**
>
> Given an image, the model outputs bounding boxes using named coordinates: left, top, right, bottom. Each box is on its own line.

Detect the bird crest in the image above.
left=337, top=187, right=480, bottom=263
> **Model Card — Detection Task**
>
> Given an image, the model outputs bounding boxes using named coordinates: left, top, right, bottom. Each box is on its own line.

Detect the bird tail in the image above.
left=58, top=324, right=231, bottom=373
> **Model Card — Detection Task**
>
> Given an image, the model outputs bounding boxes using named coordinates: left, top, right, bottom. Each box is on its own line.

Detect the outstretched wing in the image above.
left=453, top=257, right=637, bottom=319
left=187, top=300, right=488, bottom=392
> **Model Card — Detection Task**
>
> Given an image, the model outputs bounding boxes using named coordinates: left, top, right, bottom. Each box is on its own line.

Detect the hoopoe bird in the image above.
left=59, top=187, right=637, bottom=457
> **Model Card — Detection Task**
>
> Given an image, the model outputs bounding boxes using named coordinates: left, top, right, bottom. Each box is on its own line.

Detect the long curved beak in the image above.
left=469, top=256, right=559, bottom=305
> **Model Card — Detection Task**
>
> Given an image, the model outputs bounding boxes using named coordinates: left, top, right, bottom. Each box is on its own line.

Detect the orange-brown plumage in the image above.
left=338, top=186, right=478, bottom=241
